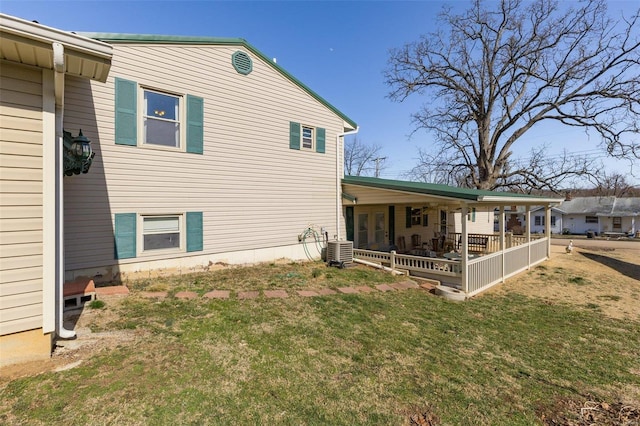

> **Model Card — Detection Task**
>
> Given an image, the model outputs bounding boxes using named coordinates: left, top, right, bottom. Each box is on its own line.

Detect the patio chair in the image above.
left=397, top=236, right=407, bottom=253
left=411, top=234, right=421, bottom=249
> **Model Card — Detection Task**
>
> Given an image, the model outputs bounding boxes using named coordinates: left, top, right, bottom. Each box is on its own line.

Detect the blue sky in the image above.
left=2, top=0, right=638, bottom=185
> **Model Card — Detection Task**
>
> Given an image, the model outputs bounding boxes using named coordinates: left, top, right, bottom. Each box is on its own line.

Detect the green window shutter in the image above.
left=186, top=95, right=204, bottom=154
left=114, top=78, right=137, bottom=146
left=316, top=127, right=326, bottom=153
left=114, top=213, right=136, bottom=259
left=289, top=122, right=300, bottom=150
left=472, top=207, right=476, bottom=222
left=405, top=207, right=412, bottom=228
left=186, top=212, right=203, bottom=252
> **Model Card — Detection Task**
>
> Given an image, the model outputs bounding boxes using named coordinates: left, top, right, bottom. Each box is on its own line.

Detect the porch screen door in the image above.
left=374, top=212, right=385, bottom=245
left=440, top=210, right=448, bottom=234
left=357, top=213, right=368, bottom=249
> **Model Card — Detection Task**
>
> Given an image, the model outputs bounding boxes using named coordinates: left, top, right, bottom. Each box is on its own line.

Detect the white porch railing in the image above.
left=353, top=236, right=550, bottom=297
left=448, top=232, right=544, bottom=253
left=353, top=249, right=461, bottom=276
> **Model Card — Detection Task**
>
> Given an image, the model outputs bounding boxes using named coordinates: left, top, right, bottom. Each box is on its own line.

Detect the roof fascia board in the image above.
left=343, top=177, right=564, bottom=205
left=477, top=195, right=564, bottom=205
left=344, top=183, right=474, bottom=204
left=344, top=181, right=479, bottom=201
left=1, top=14, right=112, bottom=60
left=79, top=32, right=357, bottom=130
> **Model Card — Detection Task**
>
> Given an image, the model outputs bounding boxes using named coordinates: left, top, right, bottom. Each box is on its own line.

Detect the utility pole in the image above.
left=374, top=157, right=387, bottom=178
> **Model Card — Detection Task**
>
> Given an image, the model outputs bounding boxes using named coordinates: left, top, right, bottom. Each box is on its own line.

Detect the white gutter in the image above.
left=336, top=126, right=359, bottom=240
left=53, top=42, right=75, bottom=339
left=0, top=14, right=112, bottom=61
left=477, top=195, right=564, bottom=204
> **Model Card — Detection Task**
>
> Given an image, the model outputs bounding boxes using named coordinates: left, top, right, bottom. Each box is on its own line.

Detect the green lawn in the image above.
left=1, top=262, right=639, bottom=425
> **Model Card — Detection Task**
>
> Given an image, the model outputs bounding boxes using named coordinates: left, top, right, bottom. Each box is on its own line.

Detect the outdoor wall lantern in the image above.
left=63, top=129, right=95, bottom=176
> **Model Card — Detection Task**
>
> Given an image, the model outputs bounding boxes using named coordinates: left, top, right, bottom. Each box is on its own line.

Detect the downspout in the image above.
left=335, top=126, right=359, bottom=240
left=53, top=42, right=75, bottom=339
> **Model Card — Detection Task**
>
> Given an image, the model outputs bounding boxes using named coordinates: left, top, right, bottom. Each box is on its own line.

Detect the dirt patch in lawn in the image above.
left=485, top=244, right=640, bottom=322
left=538, top=395, right=640, bottom=426
left=0, top=297, right=140, bottom=382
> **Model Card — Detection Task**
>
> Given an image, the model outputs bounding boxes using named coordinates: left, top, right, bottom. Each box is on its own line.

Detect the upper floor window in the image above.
left=115, top=78, right=203, bottom=154
left=302, top=126, right=314, bottom=149
left=143, top=90, right=181, bottom=148
left=289, top=121, right=325, bottom=153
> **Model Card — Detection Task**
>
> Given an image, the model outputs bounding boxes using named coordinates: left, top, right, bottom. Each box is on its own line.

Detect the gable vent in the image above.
left=232, top=51, right=253, bottom=75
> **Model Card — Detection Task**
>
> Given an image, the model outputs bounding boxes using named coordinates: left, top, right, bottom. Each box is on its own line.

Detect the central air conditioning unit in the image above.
left=327, top=240, right=353, bottom=265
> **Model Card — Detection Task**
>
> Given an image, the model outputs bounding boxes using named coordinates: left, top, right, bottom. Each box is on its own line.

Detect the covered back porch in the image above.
left=342, top=177, right=564, bottom=297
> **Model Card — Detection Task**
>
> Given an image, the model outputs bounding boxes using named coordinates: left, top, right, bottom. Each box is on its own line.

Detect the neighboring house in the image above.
left=514, top=197, right=639, bottom=235
left=507, top=206, right=564, bottom=234
left=1, top=15, right=113, bottom=366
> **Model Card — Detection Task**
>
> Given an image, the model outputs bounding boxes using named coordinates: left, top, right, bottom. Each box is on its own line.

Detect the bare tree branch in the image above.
left=344, top=137, right=387, bottom=177
left=386, top=0, right=640, bottom=191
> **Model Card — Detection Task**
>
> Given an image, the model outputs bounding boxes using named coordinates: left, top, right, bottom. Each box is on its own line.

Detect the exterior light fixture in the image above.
left=70, top=130, right=92, bottom=160
left=63, top=129, right=95, bottom=176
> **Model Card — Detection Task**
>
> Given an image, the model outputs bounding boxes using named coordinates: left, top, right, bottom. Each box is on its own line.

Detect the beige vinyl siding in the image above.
left=0, top=61, right=44, bottom=335
left=342, top=186, right=450, bottom=205
left=451, top=207, right=494, bottom=234
left=63, top=44, right=347, bottom=270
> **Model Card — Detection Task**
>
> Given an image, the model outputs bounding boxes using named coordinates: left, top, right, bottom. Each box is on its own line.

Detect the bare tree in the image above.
left=386, top=0, right=640, bottom=191
left=588, top=172, right=638, bottom=197
left=344, top=136, right=387, bottom=177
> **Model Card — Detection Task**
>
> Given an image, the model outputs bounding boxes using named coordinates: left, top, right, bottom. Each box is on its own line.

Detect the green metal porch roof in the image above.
left=342, top=176, right=564, bottom=205
left=78, top=32, right=357, bottom=130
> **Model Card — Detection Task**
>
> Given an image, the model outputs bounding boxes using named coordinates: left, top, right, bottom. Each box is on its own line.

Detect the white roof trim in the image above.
left=0, top=13, right=112, bottom=81
left=477, top=195, right=563, bottom=205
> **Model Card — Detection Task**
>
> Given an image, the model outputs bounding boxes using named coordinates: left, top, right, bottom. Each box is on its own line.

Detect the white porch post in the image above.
left=461, top=204, right=468, bottom=293
left=499, top=206, right=505, bottom=282
left=545, top=205, right=551, bottom=257
left=525, top=205, right=531, bottom=268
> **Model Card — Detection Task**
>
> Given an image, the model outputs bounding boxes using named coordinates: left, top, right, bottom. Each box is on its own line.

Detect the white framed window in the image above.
left=585, top=216, right=598, bottom=224
left=411, top=208, right=421, bottom=226
left=141, top=214, right=182, bottom=252
left=301, top=126, right=314, bottom=149
left=535, top=216, right=544, bottom=226
left=142, top=89, right=182, bottom=148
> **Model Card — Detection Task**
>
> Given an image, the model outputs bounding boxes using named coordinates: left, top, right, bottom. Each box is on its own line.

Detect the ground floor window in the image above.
left=613, top=217, right=622, bottom=229
left=535, top=216, right=556, bottom=227
left=142, top=215, right=181, bottom=251
left=585, top=216, right=598, bottom=224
